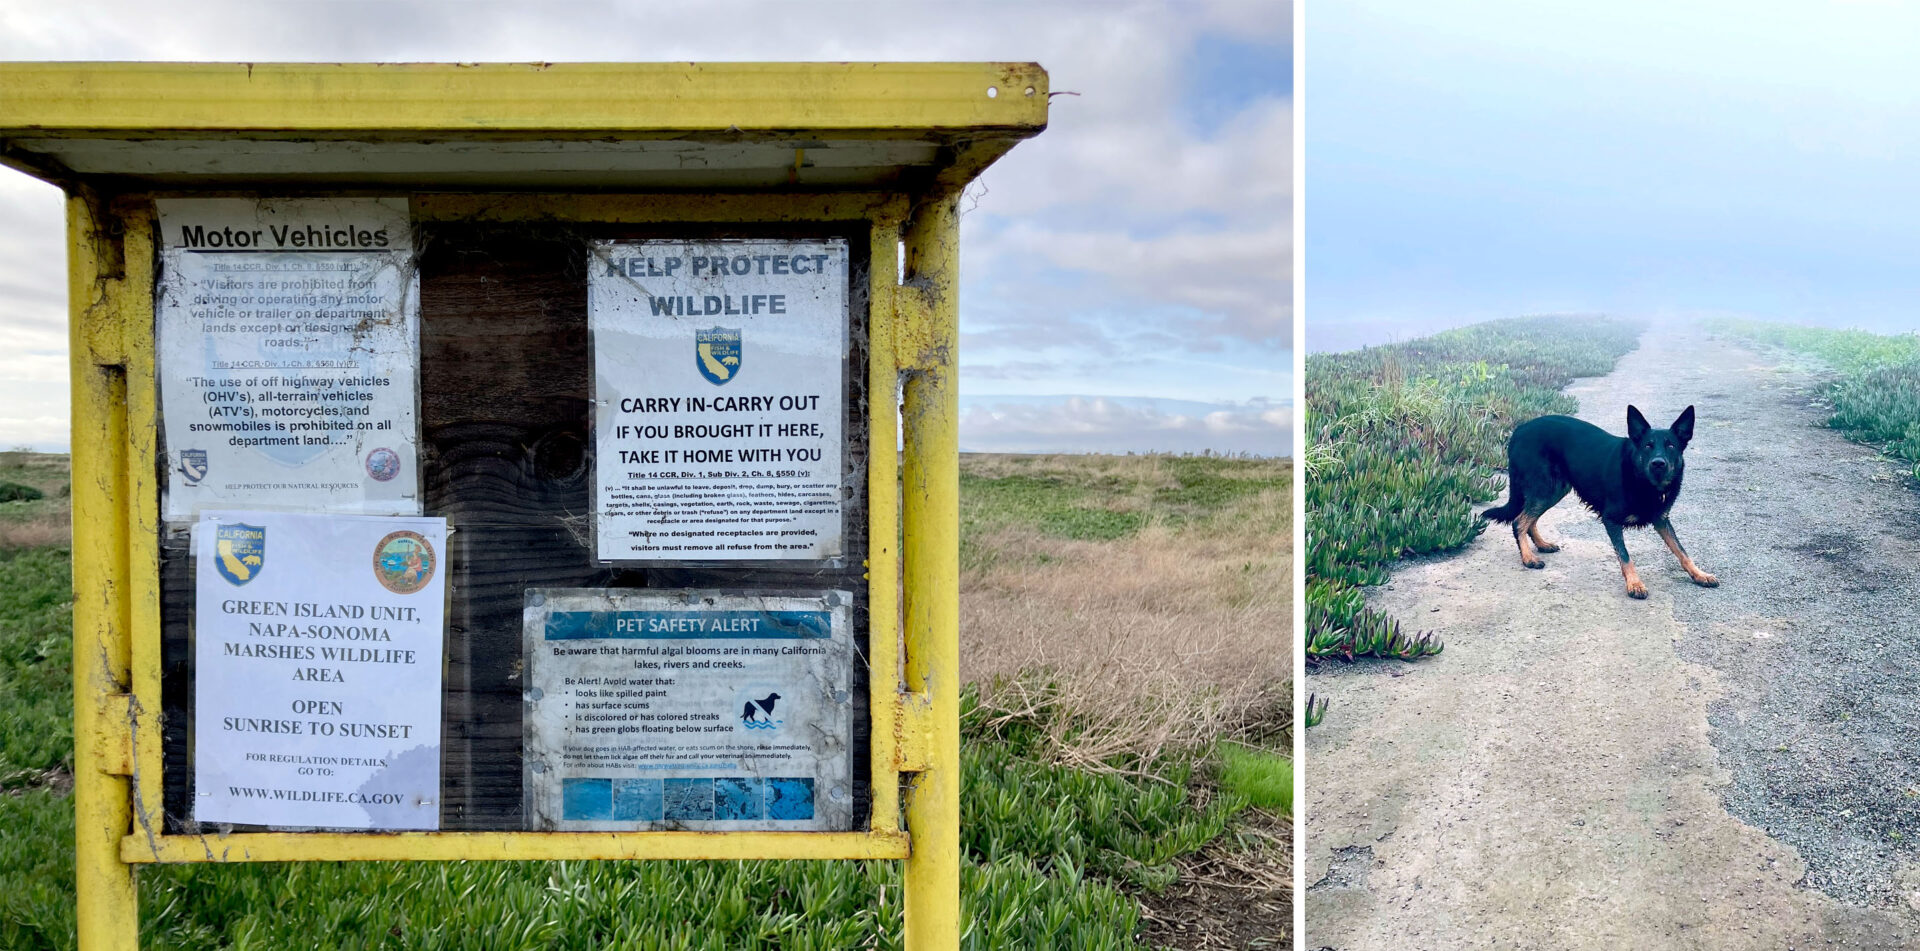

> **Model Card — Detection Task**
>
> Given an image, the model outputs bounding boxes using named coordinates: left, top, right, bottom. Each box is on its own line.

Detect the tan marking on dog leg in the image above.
left=1528, top=521, right=1560, bottom=553
left=1514, top=514, right=1545, bottom=569
left=1621, top=559, right=1648, bottom=599
left=1657, top=523, right=1718, bottom=587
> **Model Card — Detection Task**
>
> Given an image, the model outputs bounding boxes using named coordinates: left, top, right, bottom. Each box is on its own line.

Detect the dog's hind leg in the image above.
left=1524, top=482, right=1570, bottom=554
left=1605, top=521, right=1648, bottom=599
left=1655, top=518, right=1719, bottom=587
left=1511, top=481, right=1568, bottom=566
left=1513, top=513, right=1546, bottom=569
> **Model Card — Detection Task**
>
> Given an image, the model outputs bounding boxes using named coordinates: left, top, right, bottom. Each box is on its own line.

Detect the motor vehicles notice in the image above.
left=589, top=238, right=847, bottom=561
left=522, top=589, right=854, bottom=832
left=156, top=198, right=420, bottom=522
left=192, top=510, right=447, bottom=830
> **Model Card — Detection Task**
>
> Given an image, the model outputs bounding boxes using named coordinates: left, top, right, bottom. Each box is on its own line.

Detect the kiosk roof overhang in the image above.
left=0, top=61, right=1047, bottom=191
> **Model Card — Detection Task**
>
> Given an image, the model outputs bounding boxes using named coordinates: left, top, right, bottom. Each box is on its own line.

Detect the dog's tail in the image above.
left=1481, top=484, right=1524, bottom=524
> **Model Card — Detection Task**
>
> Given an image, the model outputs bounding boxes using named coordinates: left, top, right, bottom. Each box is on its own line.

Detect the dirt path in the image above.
left=1305, top=328, right=1920, bottom=950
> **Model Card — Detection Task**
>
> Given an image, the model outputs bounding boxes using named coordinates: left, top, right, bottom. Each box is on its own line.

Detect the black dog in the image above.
left=1482, top=405, right=1717, bottom=599
left=741, top=692, right=781, bottom=722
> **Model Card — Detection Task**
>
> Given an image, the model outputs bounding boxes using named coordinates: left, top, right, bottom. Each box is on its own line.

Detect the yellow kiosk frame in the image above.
left=0, top=61, right=1047, bottom=950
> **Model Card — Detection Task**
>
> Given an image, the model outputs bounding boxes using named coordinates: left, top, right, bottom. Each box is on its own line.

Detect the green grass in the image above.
left=0, top=453, right=70, bottom=550
left=0, top=482, right=44, bottom=503
left=0, top=653, right=1237, bottom=950
left=1710, top=319, right=1920, bottom=472
left=1705, top=319, right=1920, bottom=376
left=1215, top=746, right=1291, bottom=817
left=0, top=452, right=68, bottom=498
left=1304, top=316, right=1645, bottom=668
left=957, top=454, right=1289, bottom=571
left=963, top=692, right=1251, bottom=893
left=961, top=473, right=1148, bottom=546
left=0, top=787, right=1143, bottom=951
left=0, top=453, right=1287, bottom=949
left=0, top=547, right=73, bottom=790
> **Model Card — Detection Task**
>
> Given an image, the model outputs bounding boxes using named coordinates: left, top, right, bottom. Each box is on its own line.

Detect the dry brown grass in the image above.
left=958, top=454, right=1291, bottom=766
left=0, top=515, right=70, bottom=550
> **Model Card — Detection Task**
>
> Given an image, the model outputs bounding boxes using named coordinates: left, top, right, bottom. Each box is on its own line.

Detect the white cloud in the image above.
left=0, top=0, right=1292, bottom=452
left=983, top=217, right=1289, bottom=342
left=975, top=91, right=1291, bottom=224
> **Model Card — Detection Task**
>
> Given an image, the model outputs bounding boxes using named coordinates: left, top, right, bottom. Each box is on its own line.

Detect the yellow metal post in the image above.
left=68, top=189, right=140, bottom=951
left=2, top=61, right=1042, bottom=948
left=899, top=191, right=962, bottom=951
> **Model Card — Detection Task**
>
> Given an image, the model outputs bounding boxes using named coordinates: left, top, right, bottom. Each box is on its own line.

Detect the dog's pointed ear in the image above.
left=1626, top=405, right=1651, bottom=442
left=1672, top=405, right=1696, bottom=448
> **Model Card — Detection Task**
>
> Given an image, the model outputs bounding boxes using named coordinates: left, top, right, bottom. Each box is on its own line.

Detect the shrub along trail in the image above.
left=1307, top=327, right=1920, bottom=949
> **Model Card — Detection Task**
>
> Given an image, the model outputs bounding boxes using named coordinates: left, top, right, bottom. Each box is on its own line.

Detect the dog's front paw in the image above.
left=1533, top=541, right=1560, bottom=553
left=1523, top=557, right=1546, bottom=570
left=1626, top=581, right=1648, bottom=599
left=1691, top=572, right=1719, bottom=588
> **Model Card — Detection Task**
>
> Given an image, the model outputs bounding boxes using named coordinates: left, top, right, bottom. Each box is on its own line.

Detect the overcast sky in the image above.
left=0, top=0, right=1291, bottom=456
left=1308, top=0, right=1920, bottom=352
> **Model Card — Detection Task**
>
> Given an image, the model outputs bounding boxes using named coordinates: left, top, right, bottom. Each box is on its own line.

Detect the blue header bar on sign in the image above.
left=544, top=610, right=830, bottom=640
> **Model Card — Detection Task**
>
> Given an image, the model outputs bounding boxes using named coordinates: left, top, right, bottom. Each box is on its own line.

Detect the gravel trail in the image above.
left=1305, top=328, right=1920, bottom=950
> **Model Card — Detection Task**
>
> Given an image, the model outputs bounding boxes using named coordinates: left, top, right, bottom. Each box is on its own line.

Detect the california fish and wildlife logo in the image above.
left=177, top=449, right=208, bottom=486
left=213, top=523, right=265, bottom=586
left=372, top=530, right=435, bottom=595
left=364, top=447, right=401, bottom=482
left=695, top=327, right=742, bottom=385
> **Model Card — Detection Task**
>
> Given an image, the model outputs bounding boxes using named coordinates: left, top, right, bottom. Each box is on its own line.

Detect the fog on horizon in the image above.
left=1307, top=1, right=1920, bottom=355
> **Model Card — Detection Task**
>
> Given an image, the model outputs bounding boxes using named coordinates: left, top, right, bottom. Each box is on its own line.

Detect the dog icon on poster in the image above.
left=740, top=692, right=782, bottom=730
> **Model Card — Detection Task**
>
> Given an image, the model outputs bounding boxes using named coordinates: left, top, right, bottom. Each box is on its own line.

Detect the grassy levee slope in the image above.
left=1709, top=319, right=1920, bottom=475
left=1303, top=317, right=1644, bottom=672
left=1, top=453, right=1290, bottom=951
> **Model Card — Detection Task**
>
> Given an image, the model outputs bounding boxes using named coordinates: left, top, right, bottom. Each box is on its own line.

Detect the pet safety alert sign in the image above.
left=588, top=238, right=847, bottom=561
left=521, top=589, right=854, bottom=832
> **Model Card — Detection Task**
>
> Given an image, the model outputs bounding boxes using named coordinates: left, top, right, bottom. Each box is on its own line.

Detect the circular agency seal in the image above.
left=372, top=530, right=436, bottom=595
left=365, top=447, right=401, bottom=482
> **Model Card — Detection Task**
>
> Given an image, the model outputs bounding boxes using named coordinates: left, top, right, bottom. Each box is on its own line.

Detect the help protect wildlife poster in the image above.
left=521, top=589, right=853, bottom=832
left=588, top=238, right=847, bottom=561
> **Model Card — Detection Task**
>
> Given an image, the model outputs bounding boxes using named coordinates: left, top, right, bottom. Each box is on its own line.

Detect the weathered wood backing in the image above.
left=162, top=217, right=872, bottom=833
